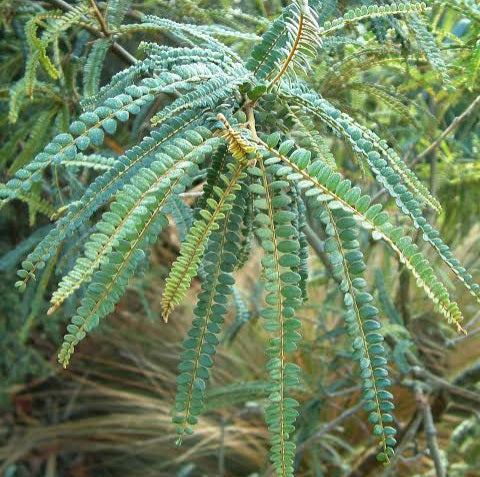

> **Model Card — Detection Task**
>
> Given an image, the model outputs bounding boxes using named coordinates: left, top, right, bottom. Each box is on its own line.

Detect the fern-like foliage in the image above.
left=251, top=156, right=303, bottom=475
left=317, top=205, right=396, bottom=461
left=2, top=1, right=479, bottom=476
left=173, top=186, right=246, bottom=440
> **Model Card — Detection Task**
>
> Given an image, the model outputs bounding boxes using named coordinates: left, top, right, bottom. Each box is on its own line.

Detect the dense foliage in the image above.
left=1, top=1, right=479, bottom=476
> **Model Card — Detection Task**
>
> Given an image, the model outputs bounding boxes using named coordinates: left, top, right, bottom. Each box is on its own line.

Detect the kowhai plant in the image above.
left=1, top=1, right=479, bottom=476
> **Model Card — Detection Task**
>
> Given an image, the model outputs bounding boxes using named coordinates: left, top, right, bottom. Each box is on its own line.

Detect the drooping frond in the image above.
left=161, top=154, right=248, bottom=321
left=25, top=12, right=63, bottom=83
left=407, top=13, right=451, bottom=83
left=173, top=189, right=246, bottom=441
left=249, top=157, right=303, bottom=477
left=246, top=7, right=292, bottom=80
left=466, top=39, right=480, bottom=89
left=288, top=186, right=309, bottom=302
left=48, top=134, right=212, bottom=314
left=2, top=74, right=189, bottom=204
left=234, top=193, right=254, bottom=271
left=269, top=0, right=321, bottom=86
left=150, top=65, right=250, bottom=127
left=8, top=108, right=56, bottom=174
left=256, top=135, right=465, bottom=332
left=164, top=196, right=193, bottom=243
left=16, top=114, right=211, bottom=291
left=283, top=90, right=441, bottom=211
left=311, top=0, right=338, bottom=25
left=285, top=103, right=337, bottom=169
left=198, top=144, right=229, bottom=208
left=247, top=0, right=320, bottom=85
left=282, top=90, right=480, bottom=305
left=105, top=0, right=133, bottom=29
left=80, top=59, right=155, bottom=110
left=83, top=38, right=112, bottom=98
left=348, top=82, right=421, bottom=129
left=140, top=43, right=229, bottom=69
left=315, top=204, right=396, bottom=463
left=319, top=2, right=429, bottom=38
left=23, top=4, right=90, bottom=96
left=8, top=78, right=29, bottom=124
left=58, top=211, right=165, bottom=367
left=8, top=187, right=57, bottom=228
left=119, top=16, right=241, bottom=61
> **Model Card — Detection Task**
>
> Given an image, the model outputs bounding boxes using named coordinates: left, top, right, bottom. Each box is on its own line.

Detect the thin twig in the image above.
left=411, top=366, right=480, bottom=405
left=270, top=13, right=305, bottom=86
left=45, top=0, right=137, bottom=65
left=302, top=223, right=338, bottom=281
left=87, top=0, right=110, bottom=36
left=372, top=93, right=480, bottom=205
left=416, top=388, right=445, bottom=477
left=380, top=412, right=424, bottom=477
left=296, top=401, right=364, bottom=453
left=411, top=94, right=480, bottom=167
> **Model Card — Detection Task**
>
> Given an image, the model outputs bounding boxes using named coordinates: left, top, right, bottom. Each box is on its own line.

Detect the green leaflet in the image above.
left=246, top=6, right=291, bottom=79
left=268, top=1, right=321, bottom=86
left=80, top=59, right=155, bottom=110
left=247, top=0, right=320, bottom=85
left=286, top=104, right=337, bottom=169
left=8, top=108, right=56, bottom=174
left=140, top=44, right=232, bottom=72
left=106, top=0, right=133, bottom=29
left=119, top=16, right=241, bottom=61
left=150, top=72, right=249, bottom=127
left=23, top=5, right=91, bottom=96
left=466, top=40, right=480, bottom=89
left=21, top=185, right=56, bottom=226
left=407, top=14, right=451, bottom=83
left=284, top=90, right=441, bottom=211
left=311, top=0, right=338, bottom=25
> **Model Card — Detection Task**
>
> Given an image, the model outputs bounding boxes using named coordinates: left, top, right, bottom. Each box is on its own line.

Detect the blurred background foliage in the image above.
left=0, top=0, right=479, bottom=476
